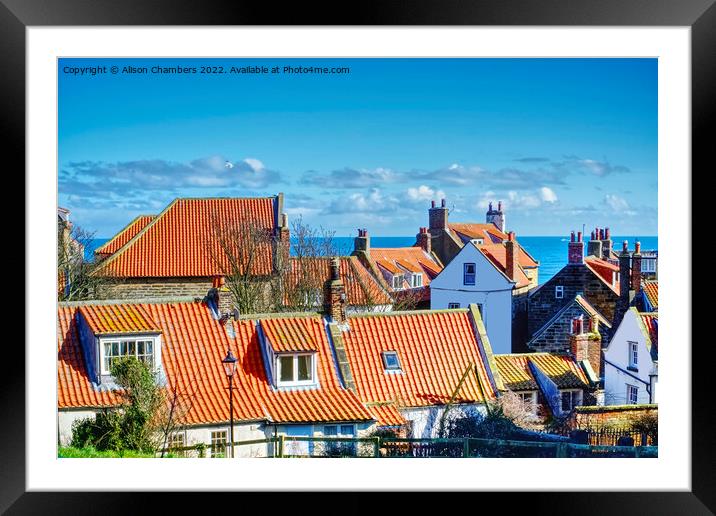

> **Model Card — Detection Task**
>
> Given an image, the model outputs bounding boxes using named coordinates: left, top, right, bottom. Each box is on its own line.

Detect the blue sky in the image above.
left=58, top=58, right=657, bottom=238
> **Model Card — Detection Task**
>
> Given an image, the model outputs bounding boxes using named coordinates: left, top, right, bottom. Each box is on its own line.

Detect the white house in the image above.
left=429, top=241, right=515, bottom=354
left=603, top=307, right=658, bottom=405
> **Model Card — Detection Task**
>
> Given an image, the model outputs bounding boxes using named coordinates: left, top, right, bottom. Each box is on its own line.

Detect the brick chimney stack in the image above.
left=429, top=199, right=449, bottom=232
left=354, top=228, right=370, bottom=254
left=486, top=200, right=506, bottom=232
left=210, top=276, right=234, bottom=319
left=570, top=315, right=602, bottom=379
left=587, top=227, right=603, bottom=258
left=416, top=227, right=431, bottom=254
left=505, top=231, right=519, bottom=281
left=568, top=230, right=584, bottom=264
left=601, top=227, right=613, bottom=261
left=324, top=257, right=347, bottom=323
left=631, top=241, right=642, bottom=294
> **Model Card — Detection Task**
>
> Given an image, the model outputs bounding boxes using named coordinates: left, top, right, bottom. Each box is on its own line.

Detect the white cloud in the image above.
left=243, top=158, right=265, bottom=171
left=406, top=185, right=446, bottom=203
left=539, top=186, right=558, bottom=203
left=603, top=194, right=636, bottom=215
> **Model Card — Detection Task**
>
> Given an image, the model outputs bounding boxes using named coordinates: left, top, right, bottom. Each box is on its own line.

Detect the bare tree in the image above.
left=57, top=221, right=112, bottom=301
left=156, top=373, right=199, bottom=457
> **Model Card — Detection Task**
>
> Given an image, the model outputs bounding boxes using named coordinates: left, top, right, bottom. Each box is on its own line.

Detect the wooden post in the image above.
left=556, top=442, right=568, bottom=458
left=277, top=435, right=285, bottom=458
left=463, top=438, right=470, bottom=457
left=373, top=437, right=381, bottom=457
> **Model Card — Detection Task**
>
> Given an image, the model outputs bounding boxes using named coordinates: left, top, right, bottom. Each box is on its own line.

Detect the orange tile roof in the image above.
left=286, top=256, right=392, bottom=307
left=640, top=313, right=658, bottom=358
left=495, top=353, right=589, bottom=391
left=371, top=247, right=444, bottom=290
left=341, top=310, right=497, bottom=408
left=78, top=304, right=161, bottom=335
left=58, top=302, right=374, bottom=425
left=97, top=197, right=277, bottom=278
left=642, top=281, right=658, bottom=310
left=585, top=257, right=620, bottom=294
left=260, top=317, right=320, bottom=352
left=449, top=223, right=507, bottom=244
left=366, top=403, right=406, bottom=427
left=94, top=215, right=155, bottom=257
left=476, top=244, right=532, bottom=288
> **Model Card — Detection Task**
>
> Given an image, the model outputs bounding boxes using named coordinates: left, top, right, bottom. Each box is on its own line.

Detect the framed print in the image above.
left=4, top=0, right=713, bottom=513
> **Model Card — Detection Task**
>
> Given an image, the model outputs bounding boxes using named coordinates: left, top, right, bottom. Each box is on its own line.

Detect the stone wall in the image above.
left=528, top=265, right=619, bottom=338
left=570, top=404, right=658, bottom=430
left=103, top=277, right=214, bottom=300
left=528, top=302, right=611, bottom=353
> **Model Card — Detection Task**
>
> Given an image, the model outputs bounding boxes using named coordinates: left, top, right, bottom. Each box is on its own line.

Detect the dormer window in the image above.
left=471, top=238, right=484, bottom=245
left=100, top=337, right=158, bottom=375
left=382, top=351, right=401, bottom=371
left=276, top=353, right=316, bottom=387
left=410, top=273, right=423, bottom=288
left=392, top=274, right=404, bottom=290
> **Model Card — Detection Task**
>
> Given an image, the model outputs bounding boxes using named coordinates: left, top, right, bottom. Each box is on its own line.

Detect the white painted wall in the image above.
left=429, top=243, right=514, bottom=354
left=603, top=309, right=656, bottom=405
left=57, top=409, right=98, bottom=446
left=401, top=404, right=488, bottom=438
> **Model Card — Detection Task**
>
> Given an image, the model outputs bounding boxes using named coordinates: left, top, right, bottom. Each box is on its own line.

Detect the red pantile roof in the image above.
left=286, top=256, right=392, bottom=307
left=476, top=243, right=532, bottom=288
left=78, top=304, right=161, bottom=335
left=94, top=215, right=155, bottom=257
left=366, top=403, right=406, bottom=427
left=341, top=310, right=497, bottom=408
left=640, top=313, right=658, bottom=357
left=449, top=223, right=506, bottom=244
left=97, top=197, right=277, bottom=278
left=585, top=257, right=620, bottom=294
left=58, top=302, right=373, bottom=425
left=260, top=317, right=320, bottom=352
left=371, top=247, right=443, bottom=290
left=495, top=353, right=590, bottom=391
left=642, top=281, right=658, bottom=310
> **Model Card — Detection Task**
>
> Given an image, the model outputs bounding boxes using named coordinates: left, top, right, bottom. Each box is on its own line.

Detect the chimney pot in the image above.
left=605, top=227, right=611, bottom=239
left=634, top=241, right=641, bottom=254
left=441, top=198, right=446, bottom=208
left=571, top=231, right=575, bottom=243
left=431, top=200, right=436, bottom=208
left=577, top=231, right=582, bottom=242
left=622, top=240, right=629, bottom=253
left=498, top=201, right=502, bottom=211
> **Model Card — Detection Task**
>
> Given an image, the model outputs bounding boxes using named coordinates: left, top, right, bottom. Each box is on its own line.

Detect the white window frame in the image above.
left=463, top=263, right=476, bottom=286
left=555, top=285, right=564, bottom=299
left=382, top=351, right=402, bottom=371
left=210, top=430, right=228, bottom=458
left=392, top=274, right=404, bottom=290
left=471, top=238, right=484, bottom=245
left=168, top=431, right=187, bottom=457
left=560, top=389, right=582, bottom=413
left=448, top=302, right=460, bottom=309
left=276, top=352, right=317, bottom=387
left=411, top=273, right=423, bottom=288
left=627, top=384, right=639, bottom=405
left=99, top=335, right=159, bottom=375
left=628, top=341, right=639, bottom=370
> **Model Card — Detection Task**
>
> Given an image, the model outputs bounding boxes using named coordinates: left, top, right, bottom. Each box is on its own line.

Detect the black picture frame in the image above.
left=4, top=0, right=710, bottom=513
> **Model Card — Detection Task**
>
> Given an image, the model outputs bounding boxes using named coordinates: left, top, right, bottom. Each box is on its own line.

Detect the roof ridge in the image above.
left=94, top=214, right=155, bottom=254
left=237, top=310, right=323, bottom=320
left=347, top=307, right=468, bottom=319
left=93, top=198, right=179, bottom=273
left=59, top=296, right=201, bottom=307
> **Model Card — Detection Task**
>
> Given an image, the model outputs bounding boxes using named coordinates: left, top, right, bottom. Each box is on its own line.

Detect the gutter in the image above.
left=603, top=358, right=652, bottom=396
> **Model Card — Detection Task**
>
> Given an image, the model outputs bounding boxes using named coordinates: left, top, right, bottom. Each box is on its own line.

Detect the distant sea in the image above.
left=87, top=235, right=657, bottom=285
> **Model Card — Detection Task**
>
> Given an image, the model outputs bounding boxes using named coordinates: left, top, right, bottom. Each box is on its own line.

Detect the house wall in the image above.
left=57, top=409, right=99, bottom=446
left=401, top=404, right=488, bottom=438
left=528, top=265, right=619, bottom=338
left=430, top=245, right=514, bottom=354
left=603, top=310, right=655, bottom=405
left=528, top=302, right=611, bottom=353
left=104, top=277, right=214, bottom=300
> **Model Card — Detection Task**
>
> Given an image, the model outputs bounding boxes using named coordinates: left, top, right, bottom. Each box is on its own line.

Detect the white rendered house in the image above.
left=603, top=307, right=658, bottom=405
left=429, top=242, right=514, bottom=354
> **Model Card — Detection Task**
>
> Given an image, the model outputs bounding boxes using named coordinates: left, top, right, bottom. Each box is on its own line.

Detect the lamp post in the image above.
left=222, top=348, right=237, bottom=458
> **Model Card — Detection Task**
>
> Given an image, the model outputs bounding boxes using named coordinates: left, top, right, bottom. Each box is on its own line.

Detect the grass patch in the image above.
left=58, top=446, right=156, bottom=458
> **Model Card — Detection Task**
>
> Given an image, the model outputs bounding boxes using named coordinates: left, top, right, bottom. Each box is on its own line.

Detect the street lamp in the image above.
left=222, top=348, right=237, bottom=458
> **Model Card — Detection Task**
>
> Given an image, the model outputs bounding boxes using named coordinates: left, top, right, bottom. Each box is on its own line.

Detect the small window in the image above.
left=276, top=353, right=315, bottom=386
left=518, top=392, right=537, bottom=414
left=323, top=425, right=356, bottom=456
left=448, top=303, right=460, bottom=309
left=627, top=384, right=639, bottom=405
left=392, top=274, right=403, bottom=289
left=382, top=351, right=401, bottom=371
left=555, top=285, right=564, bottom=299
left=560, top=390, right=582, bottom=413
left=210, top=430, right=227, bottom=458
left=102, top=338, right=156, bottom=375
left=168, top=432, right=186, bottom=457
left=463, top=263, right=476, bottom=285
left=628, top=341, right=638, bottom=370
left=412, top=273, right=423, bottom=288
left=471, top=238, right=484, bottom=245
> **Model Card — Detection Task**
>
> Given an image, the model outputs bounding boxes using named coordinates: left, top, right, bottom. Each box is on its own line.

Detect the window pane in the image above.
left=127, top=341, right=135, bottom=355
left=112, top=342, right=119, bottom=355
left=297, top=355, right=312, bottom=381
left=324, top=426, right=337, bottom=436
left=279, top=356, right=294, bottom=382
left=340, top=425, right=354, bottom=436
left=384, top=352, right=400, bottom=369
left=146, top=341, right=153, bottom=353
left=137, top=341, right=145, bottom=354
left=120, top=341, right=127, bottom=355
left=561, top=392, right=570, bottom=412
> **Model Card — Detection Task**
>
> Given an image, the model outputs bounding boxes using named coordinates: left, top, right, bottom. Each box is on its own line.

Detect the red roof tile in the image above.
left=366, top=403, right=406, bottom=427
left=642, top=281, right=658, bottom=310
left=58, top=302, right=373, bottom=425
left=94, top=215, right=155, bottom=257
left=640, top=313, right=658, bottom=353
left=495, top=353, right=589, bottom=391
left=477, top=244, right=532, bottom=288
left=78, top=304, right=161, bottom=335
left=97, top=198, right=277, bottom=278
left=585, top=257, right=620, bottom=294
left=260, top=317, right=320, bottom=352
left=449, top=223, right=507, bottom=244
left=371, top=247, right=443, bottom=290
left=341, top=310, right=497, bottom=408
